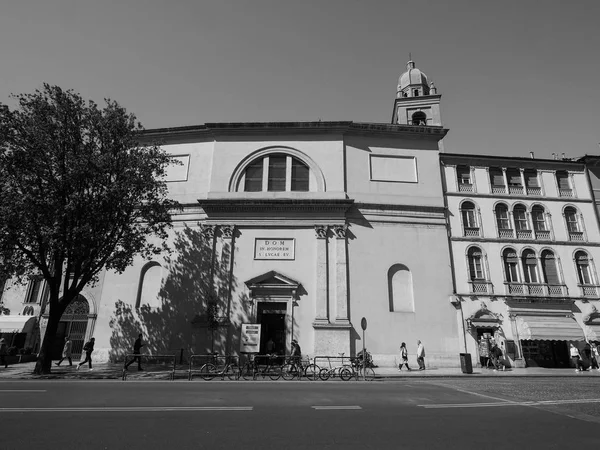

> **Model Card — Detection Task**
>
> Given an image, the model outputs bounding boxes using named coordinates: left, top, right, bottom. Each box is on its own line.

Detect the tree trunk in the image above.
left=33, top=294, right=67, bottom=375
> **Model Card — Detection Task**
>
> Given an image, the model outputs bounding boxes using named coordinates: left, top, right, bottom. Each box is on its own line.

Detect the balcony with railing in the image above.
left=469, top=281, right=494, bottom=294
left=526, top=186, right=542, bottom=196
left=498, top=228, right=514, bottom=239
left=458, top=183, right=473, bottom=193
left=569, top=231, right=585, bottom=242
left=559, top=188, right=573, bottom=197
left=580, top=285, right=600, bottom=298
left=505, top=282, right=568, bottom=296
left=508, top=185, right=524, bottom=195
left=515, top=229, right=532, bottom=239
left=491, top=185, right=507, bottom=194
left=534, top=229, right=551, bottom=240
left=463, top=227, right=481, bottom=237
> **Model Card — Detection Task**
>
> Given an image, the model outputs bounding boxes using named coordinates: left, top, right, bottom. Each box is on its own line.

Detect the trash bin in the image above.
left=459, top=353, right=473, bottom=374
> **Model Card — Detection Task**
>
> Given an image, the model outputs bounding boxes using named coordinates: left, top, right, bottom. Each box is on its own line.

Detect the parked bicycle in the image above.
left=240, top=354, right=282, bottom=381
left=281, top=356, right=310, bottom=380
left=193, top=353, right=239, bottom=381
left=350, top=355, right=375, bottom=381
left=317, top=353, right=354, bottom=381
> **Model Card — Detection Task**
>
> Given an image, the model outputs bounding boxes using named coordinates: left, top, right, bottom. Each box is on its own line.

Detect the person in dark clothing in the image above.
left=77, top=337, right=95, bottom=370
left=0, top=338, right=8, bottom=368
left=124, top=334, right=145, bottom=371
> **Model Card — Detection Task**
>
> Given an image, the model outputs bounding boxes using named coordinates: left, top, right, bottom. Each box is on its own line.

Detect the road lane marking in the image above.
left=312, top=406, right=362, bottom=410
left=420, top=398, right=600, bottom=409
left=0, top=406, right=253, bottom=412
left=0, top=390, right=47, bottom=393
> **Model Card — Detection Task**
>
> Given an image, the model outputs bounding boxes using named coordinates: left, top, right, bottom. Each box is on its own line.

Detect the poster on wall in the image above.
left=240, top=324, right=262, bottom=353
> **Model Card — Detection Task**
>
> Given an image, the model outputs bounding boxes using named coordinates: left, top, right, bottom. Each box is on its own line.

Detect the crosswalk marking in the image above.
left=312, top=405, right=362, bottom=410
left=0, top=406, right=253, bottom=412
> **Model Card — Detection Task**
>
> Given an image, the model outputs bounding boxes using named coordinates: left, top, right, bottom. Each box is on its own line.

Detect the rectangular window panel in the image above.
left=505, top=262, right=519, bottom=282
left=532, top=211, right=546, bottom=231
left=566, top=214, right=579, bottom=232
left=578, top=264, right=592, bottom=285
left=514, top=211, right=528, bottom=230
left=26, top=279, right=41, bottom=303
left=268, top=156, right=287, bottom=191
left=291, top=160, right=309, bottom=191
left=456, top=166, right=471, bottom=184
left=370, top=155, right=417, bottom=183
left=244, top=161, right=264, bottom=192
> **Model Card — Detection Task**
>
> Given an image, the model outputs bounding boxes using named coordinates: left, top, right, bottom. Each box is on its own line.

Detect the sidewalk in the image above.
left=1, top=362, right=600, bottom=380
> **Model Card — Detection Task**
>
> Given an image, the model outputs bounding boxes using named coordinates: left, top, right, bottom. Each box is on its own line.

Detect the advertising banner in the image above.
left=240, top=323, right=261, bottom=353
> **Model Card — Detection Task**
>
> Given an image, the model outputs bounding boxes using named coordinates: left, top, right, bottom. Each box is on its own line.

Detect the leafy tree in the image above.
left=0, top=84, right=179, bottom=374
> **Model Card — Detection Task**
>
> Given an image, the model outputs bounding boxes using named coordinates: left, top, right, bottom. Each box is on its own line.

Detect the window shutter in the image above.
left=524, top=170, right=539, bottom=187
left=557, top=172, right=570, bottom=189
left=507, top=169, right=522, bottom=185
left=505, top=251, right=518, bottom=264
left=541, top=252, right=559, bottom=284
left=490, top=169, right=504, bottom=186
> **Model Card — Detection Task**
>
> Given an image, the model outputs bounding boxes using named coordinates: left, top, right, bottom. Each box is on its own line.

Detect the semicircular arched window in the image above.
left=241, top=153, right=310, bottom=192
left=136, top=262, right=163, bottom=309
left=388, top=264, right=414, bottom=312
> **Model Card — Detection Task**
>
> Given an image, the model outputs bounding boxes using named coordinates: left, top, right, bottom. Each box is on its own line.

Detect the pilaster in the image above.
left=333, top=224, right=350, bottom=325
left=313, top=225, right=329, bottom=325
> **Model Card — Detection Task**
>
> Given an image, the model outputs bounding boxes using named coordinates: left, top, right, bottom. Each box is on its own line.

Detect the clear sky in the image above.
left=1, top=0, right=599, bottom=159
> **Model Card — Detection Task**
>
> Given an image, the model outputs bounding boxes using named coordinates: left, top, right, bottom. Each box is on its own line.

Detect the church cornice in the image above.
left=139, top=121, right=448, bottom=143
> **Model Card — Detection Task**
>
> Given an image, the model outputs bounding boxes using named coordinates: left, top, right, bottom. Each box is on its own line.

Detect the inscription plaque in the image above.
left=254, top=238, right=295, bottom=260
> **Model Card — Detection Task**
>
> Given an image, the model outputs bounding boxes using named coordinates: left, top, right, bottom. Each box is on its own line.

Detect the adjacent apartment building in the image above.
left=441, top=153, right=600, bottom=368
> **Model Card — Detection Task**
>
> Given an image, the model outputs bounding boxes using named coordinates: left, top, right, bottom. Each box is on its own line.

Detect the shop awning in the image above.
left=0, top=316, right=36, bottom=333
left=517, top=316, right=585, bottom=341
left=469, top=320, right=501, bottom=328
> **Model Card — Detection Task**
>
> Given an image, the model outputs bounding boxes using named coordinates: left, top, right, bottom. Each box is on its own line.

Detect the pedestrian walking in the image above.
left=398, top=342, right=411, bottom=371
left=124, top=334, right=145, bottom=371
left=416, top=340, right=425, bottom=370
left=479, top=337, right=491, bottom=368
left=0, top=338, right=8, bottom=368
left=570, top=343, right=585, bottom=372
left=77, top=337, right=95, bottom=371
left=591, top=343, right=600, bottom=371
left=55, top=336, right=73, bottom=366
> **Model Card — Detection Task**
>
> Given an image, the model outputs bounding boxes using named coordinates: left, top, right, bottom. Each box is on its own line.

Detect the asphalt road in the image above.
left=0, top=378, right=599, bottom=449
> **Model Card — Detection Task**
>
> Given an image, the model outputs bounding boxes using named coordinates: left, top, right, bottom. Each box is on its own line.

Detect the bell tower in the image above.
left=391, top=58, right=442, bottom=127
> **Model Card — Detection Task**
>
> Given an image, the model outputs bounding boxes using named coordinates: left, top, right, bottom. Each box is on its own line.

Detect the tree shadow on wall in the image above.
left=109, top=225, right=251, bottom=363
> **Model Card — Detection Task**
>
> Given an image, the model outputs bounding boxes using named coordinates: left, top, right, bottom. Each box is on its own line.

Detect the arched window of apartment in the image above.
left=136, top=262, right=163, bottom=309
left=460, top=201, right=479, bottom=236
left=456, top=166, right=472, bottom=192
left=512, top=204, right=529, bottom=231
left=467, top=247, right=485, bottom=281
left=521, top=249, right=539, bottom=283
left=411, top=111, right=427, bottom=125
left=531, top=205, right=548, bottom=232
left=502, top=248, right=520, bottom=283
left=541, top=250, right=560, bottom=285
left=564, top=206, right=584, bottom=241
left=388, top=264, right=414, bottom=312
left=495, top=203, right=511, bottom=237
left=575, top=251, right=595, bottom=285
left=242, top=153, right=310, bottom=192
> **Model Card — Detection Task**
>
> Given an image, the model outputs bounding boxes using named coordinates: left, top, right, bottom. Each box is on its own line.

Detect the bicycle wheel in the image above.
left=304, top=364, right=320, bottom=381
left=200, top=363, right=216, bottom=381
left=319, top=368, right=331, bottom=381
left=225, top=364, right=239, bottom=380
left=360, top=367, right=375, bottom=381
left=267, top=366, right=282, bottom=381
left=340, top=367, right=353, bottom=381
left=240, top=363, right=255, bottom=381
left=281, top=363, right=297, bottom=381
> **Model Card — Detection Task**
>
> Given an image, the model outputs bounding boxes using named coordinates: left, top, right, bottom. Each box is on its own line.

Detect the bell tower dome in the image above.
left=391, top=58, right=442, bottom=127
